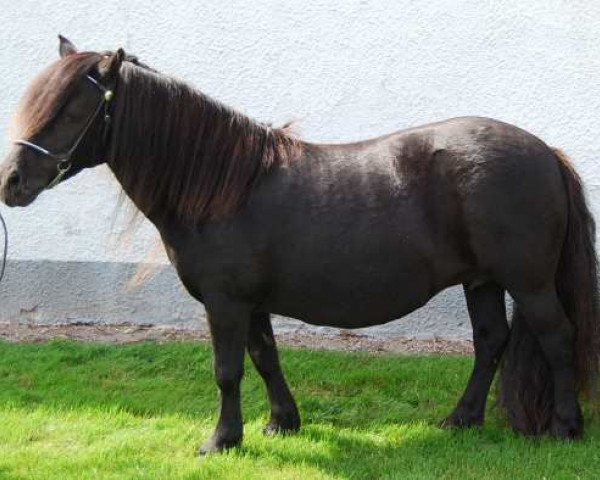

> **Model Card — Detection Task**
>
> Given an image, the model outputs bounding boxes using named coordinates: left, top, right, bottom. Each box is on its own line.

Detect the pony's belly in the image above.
left=260, top=245, right=470, bottom=328
left=263, top=277, right=438, bottom=329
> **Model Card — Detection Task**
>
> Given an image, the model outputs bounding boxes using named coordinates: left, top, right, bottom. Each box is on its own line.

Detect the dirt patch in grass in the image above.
left=0, top=322, right=473, bottom=354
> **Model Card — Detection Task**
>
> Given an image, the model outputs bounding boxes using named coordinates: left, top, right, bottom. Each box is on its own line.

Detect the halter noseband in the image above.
left=13, top=75, right=114, bottom=190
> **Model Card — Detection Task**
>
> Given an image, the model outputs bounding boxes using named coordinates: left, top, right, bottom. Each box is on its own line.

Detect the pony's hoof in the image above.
left=439, top=411, right=483, bottom=429
left=198, top=434, right=242, bottom=455
left=263, top=412, right=301, bottom=437
left=550, top=414, right=583, bottom=440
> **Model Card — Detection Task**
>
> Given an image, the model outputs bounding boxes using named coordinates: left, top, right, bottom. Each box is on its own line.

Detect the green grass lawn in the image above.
left=0, top=340, right=598, bottom=479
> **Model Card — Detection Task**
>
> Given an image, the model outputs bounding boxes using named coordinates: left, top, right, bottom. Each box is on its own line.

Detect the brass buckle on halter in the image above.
left=46, top=160, right=72, bottom=190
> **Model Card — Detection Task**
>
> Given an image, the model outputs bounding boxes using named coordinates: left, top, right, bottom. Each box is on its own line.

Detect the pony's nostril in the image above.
left=6, top=171, right=20, bottom=188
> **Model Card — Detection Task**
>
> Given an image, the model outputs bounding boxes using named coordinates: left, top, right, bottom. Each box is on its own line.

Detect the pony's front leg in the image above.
left=199, top=297, right=250, bottom=455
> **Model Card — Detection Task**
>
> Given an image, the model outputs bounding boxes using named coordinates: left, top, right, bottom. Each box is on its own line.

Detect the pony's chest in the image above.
left=165, top=236, right=268, bottom=304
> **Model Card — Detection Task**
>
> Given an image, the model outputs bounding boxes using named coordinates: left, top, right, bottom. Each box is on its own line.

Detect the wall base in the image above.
left=0, top=260, right=474, bottom=339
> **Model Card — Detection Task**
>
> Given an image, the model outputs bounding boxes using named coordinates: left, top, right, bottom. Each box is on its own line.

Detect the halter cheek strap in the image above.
left=13, top=75, right=114, bottom=190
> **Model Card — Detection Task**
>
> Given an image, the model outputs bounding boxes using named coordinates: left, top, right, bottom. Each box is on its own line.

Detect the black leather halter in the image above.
left=13, top=75, right=114, bottom=189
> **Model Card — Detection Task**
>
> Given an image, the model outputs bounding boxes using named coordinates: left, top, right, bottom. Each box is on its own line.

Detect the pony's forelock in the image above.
left=10, top=52, right=102, bottom=140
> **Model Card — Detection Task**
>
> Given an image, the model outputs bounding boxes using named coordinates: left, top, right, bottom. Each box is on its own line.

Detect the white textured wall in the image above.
left=0, top=1, right=598, bottom=336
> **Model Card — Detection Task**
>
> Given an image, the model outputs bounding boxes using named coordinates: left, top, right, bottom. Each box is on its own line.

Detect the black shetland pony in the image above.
left=1, top=37, right=598, bottom=454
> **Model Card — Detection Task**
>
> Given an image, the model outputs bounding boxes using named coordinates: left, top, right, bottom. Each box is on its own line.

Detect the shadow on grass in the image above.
left=259, top=423, right=598, bottom=479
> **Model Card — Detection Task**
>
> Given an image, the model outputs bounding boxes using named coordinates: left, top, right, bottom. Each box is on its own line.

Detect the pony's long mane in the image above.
left=108, top=60, right=303, bottom=223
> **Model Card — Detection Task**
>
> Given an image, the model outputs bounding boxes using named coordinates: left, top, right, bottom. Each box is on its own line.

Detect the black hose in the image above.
left=0, top=210, right=7, bottom=283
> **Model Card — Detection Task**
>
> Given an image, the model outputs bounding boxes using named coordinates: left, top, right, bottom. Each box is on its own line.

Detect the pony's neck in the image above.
left=107, top=62, right=301, bottom=224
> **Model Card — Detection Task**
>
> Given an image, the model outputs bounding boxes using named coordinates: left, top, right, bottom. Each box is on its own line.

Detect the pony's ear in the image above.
left=97, top=48, right=125, bottom=80
left=58, top=34, right=77, bottom=58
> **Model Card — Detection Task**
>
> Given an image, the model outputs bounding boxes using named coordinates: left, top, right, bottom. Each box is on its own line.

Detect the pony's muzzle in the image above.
left=0, top=163, right=34, bottom=207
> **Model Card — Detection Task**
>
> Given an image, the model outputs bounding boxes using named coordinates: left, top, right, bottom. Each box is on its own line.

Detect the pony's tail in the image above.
left=499, top=148, right=600, bottom=435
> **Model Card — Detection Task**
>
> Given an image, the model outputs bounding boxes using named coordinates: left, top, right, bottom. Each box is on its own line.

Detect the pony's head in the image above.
left=0, top=35, right=123, bottom=206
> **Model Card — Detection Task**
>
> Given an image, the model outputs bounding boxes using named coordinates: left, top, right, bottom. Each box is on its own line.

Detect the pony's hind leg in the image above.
left=441, top=283, right=509, bottom=428
left=510, top=288, right=582, bottom=438
left=247, top=312, right=300, bottom=435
